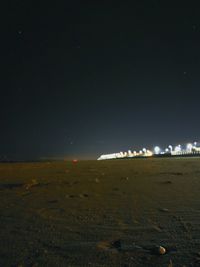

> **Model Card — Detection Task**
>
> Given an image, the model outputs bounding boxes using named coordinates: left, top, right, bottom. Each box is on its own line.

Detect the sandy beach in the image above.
left=0, top=158, right=200, bottom=266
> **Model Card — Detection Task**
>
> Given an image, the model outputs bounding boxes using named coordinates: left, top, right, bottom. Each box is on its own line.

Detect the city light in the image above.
left=168, top=145, right=173, bottom=151
left=154, top=146, right=160, bottom=155
left=97, top=141, right=200, bottom=160
left=187, top=143, right=193, bottom=151
left=175, top=145, right=181, bottom=152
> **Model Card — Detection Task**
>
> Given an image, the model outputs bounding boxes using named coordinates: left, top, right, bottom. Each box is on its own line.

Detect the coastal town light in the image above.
left=97, top=141, right=199, bottom=160
left=154, top=146, right=160, bottom=154
left=187, top=143, right=193, bottom=151
left=175, top=145, right=181, bottom=152
left=168, top=145, right=173, bottom=151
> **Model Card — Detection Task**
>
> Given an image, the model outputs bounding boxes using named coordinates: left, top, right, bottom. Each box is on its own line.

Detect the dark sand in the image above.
left=0, top=158, right=200, bottom=266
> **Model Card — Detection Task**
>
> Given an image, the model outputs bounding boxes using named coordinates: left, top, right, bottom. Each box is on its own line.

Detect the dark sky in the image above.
left=1, top=2, right=200, bottom=160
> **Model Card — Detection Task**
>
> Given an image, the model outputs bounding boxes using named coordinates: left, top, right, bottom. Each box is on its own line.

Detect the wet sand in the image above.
left=0, top=158, right=200, bottom=266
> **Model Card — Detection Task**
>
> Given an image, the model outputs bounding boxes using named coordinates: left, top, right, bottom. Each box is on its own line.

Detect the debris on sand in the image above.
left=163, top=180, right=172, bottom=184
left=79, top=193, right=89, bottom=198
left=152, top=225, right=163, bottom=232
left=159, top=208, right=169, bottom=212
left=121, top=177, right=129, bottom=181
left=97, top=239, right=121, bottom=252
left=24, top=179, right=40, bottom=190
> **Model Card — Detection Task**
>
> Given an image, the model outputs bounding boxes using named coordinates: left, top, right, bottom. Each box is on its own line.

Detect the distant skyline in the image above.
left=1, top=2, right=200, bottom=160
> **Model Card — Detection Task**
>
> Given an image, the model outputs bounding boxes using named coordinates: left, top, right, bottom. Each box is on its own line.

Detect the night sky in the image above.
left=1, top=2, right=200, bottom=160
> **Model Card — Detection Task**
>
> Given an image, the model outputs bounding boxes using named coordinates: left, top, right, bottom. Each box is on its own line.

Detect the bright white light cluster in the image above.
left=167, top=142, right=200, bottom=155
left=97, top=141, right=200, bottom=160
left=153, top=142, right=200, bottom=156
left=97, top=148, right=153, bottom=160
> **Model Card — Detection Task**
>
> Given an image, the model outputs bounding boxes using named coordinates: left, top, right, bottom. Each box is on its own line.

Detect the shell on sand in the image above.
left=159, top=246, right=166, bottom=255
